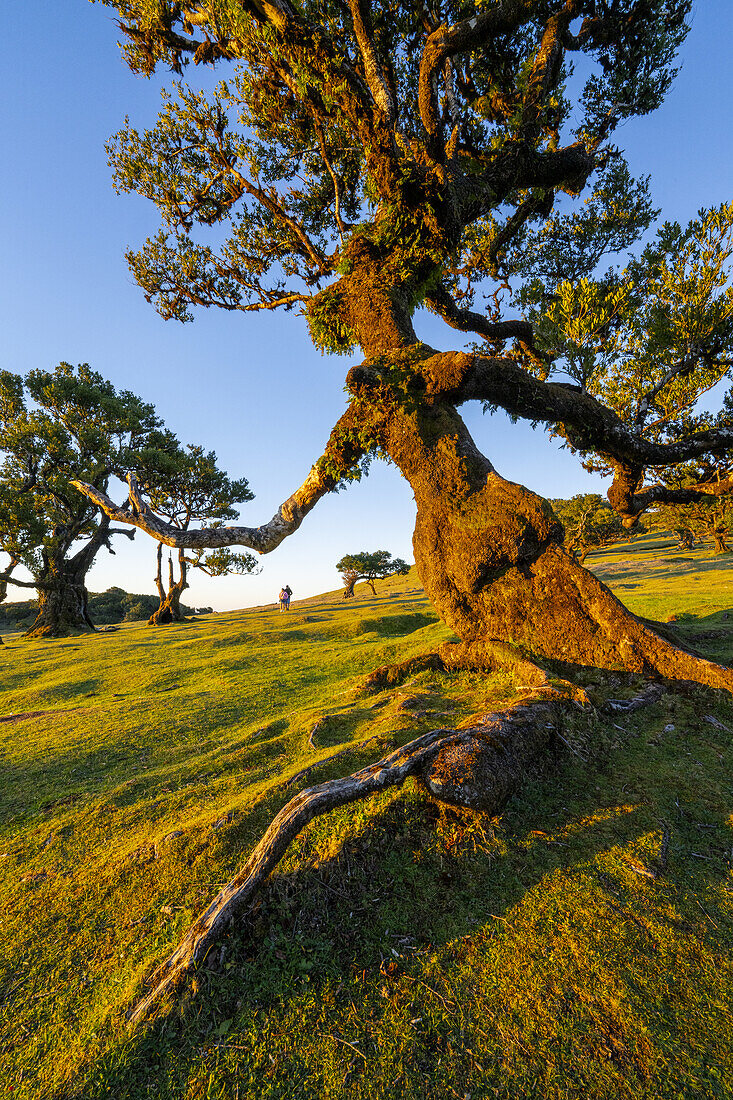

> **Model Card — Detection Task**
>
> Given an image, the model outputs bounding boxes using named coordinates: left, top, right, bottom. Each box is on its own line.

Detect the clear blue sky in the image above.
left=2, top=3, right=732, bottom=609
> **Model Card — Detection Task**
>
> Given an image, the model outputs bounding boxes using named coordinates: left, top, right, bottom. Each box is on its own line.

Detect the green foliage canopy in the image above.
left=0, top=363, right=168, bottom=599
left=93, top=0, right=690, bottom=354
left=337, top=550, right=409, bottom=596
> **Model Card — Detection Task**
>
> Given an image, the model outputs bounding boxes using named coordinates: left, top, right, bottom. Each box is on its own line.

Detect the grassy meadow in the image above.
left=1, top=536, right=733, bottom=1099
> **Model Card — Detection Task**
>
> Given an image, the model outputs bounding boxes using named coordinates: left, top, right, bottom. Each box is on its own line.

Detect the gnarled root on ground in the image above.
left=127, top=695, right=563, bottom=1028
left=359, top=638, right=589, bottom=702
left=125, top=634, right=732, bottom=1030
left=359, top=652, right=445, bottom=692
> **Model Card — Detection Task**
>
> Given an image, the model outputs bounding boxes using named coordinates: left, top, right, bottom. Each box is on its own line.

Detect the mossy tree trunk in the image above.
left=23, top=522, right=114, bottom=637
left=341, top=295, right=733, bottom=693
left=26, top=571, right=95, bottom=638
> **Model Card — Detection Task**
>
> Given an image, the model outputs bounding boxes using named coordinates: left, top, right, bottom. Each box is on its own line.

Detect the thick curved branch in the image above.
left=73, top=468, right=329, bottom=553
left=418, top=1, right=535, bottom=157
left=453, top=141, right=596, bottom=229
left=346, top=0, right=395, bottom=121
left=0, top=572, right=38, bottom=593
left=414, top=350, right=733, bottom=470
left=523, top=7, right=571, bottom=134
left=426, top=283, right=548, bottom=365
left=619, top=479, right=733, bottom=524
left=72, top=407, right=367, bottom=554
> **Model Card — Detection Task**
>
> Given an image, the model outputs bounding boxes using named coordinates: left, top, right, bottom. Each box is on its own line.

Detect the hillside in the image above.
left=1, top=544, right=732, bottom=1099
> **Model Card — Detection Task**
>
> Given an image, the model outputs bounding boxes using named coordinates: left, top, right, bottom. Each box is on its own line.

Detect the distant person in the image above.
left=284, top=585, right=292, bottom=611
left=278, top=587, right=288, bottom=613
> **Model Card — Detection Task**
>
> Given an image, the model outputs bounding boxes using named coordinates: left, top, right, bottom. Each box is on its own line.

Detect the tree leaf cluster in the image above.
left=520, top=203, right=733, bottom=494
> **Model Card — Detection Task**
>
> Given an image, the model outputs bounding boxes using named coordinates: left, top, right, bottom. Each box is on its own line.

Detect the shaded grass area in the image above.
left=1, top=560, right=732, bottom=1098
left=590, top=530, right=733, bottom=624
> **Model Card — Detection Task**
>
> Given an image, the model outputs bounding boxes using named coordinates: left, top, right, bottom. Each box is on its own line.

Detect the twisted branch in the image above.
left=72, top=406, right=367, bottom=554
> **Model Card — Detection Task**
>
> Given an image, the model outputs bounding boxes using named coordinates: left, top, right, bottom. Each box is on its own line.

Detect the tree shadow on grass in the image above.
left=0, top=720, right=147, bottom=821
left=667, top=608, right=733, bottom=665
left=48, top=685, right=733, bottom=1100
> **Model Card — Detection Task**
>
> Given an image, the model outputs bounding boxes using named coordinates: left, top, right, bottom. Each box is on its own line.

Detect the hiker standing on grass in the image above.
left=284, top=585, right=292, bottom=611
left=278, top=587, right=287, bottom=612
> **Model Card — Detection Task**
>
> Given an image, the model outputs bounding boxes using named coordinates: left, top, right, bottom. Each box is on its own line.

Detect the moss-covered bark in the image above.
left=344, top=337, right=733, bottom=692
left=25, top=575, right=95, bottom=637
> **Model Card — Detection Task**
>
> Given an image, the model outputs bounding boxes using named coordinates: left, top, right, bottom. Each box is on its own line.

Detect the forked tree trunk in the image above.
left=149, top=544, right=189, bottom=625
left=23, top=516, right=124, bottom=638
left=346, top=372, right=733, bottom=692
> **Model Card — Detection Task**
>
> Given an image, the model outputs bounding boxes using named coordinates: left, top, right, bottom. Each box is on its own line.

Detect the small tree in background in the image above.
left=139, top=444, right=258, bottom=624
left=550, top=495, right=627, bottom=564
left=337, top=551, right=410, bottom=599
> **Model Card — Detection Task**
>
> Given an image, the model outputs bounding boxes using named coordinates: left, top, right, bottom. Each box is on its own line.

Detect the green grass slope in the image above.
left=1, top=553, right=732, bottom=1099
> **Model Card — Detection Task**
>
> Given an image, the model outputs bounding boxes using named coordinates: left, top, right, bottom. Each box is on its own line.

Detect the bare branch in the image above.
left=72, top=407, right=368, bottom=554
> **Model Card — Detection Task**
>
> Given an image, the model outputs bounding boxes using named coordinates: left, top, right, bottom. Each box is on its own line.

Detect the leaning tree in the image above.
left=337, top=550, right=410, bottom=598
left=0, top=364, right=166, bottom=636
left=81, top=0, right=733, bottom=687
left=74, top=0, right=733, bottom=1021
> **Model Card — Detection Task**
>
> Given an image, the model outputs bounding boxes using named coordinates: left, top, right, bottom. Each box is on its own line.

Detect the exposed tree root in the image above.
left=359, top=652, right=445, bottom=692
left=359, top=640, right=589, bottom=703
left=438, top=639, right=593, bottom=703
left=129, top=726, right=458, bottom=1025
left=128, top=693, right=570, bottom=1028
left=604, top=683, right=666, bottom=714
left=124, top=635, right=730, bottom=1030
